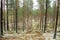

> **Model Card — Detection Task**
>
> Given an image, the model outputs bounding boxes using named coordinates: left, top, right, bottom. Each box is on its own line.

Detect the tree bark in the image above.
left=44, top=0, right=48, bottom=33
left=53, top=0, right=59, bottom=39
left=6, top=0, right=9, bottom=31
left=15, top=0, right=18, bottom=33
left=0, top=0, right=3, bottom=36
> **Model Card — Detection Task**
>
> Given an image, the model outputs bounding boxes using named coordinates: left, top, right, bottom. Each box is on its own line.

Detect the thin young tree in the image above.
left=25, top=0, right=29, bottom=31
left=44, top=0, right=51, bottom=33
left=12, top=0, right=16, bottom=31
left=53, top=0, right=59, bottom=39
left=38, top=0, right=44, bottom=31
left=0, top=0, right=3, bottom=36
left=3, top=0, right=6, bottom=31
left=44, top=0, right=48, bottom=33
left=53, top=1, right=56, bottom=31
left=23, top=0, right=27, bottom=31
left=10, top=0, right=14, bottom=31
left=6, top=0, right=9, bottom=31
left=15, top=0, right=18, bottom=33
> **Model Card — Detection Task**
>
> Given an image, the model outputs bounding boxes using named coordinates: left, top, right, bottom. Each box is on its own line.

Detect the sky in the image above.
left=19, top=0, right=55, bottom=10
left=2, top=0, right=55, bottom=10
left=33, top=0, right=39, bottom=9
left=33, top=0, right=55, bottom=9
left=19, top=0, right=39, bottom=9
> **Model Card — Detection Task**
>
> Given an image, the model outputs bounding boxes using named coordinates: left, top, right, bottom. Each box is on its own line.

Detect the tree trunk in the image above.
left=6, top=0, right=9, bottom=31
left=53, top=0, right=59, bottom=39
left=44, top=0, right=48, bottom=33
left=15, top=0, right=18, bottom=33
left=0, top=0, right=3, bottom=36
left=3, top=0, right=6, bottom=31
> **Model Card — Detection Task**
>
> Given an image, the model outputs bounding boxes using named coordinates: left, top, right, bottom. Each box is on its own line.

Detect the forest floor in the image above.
left=43, top=32, right=60, bottom=40
left=3, top=33, right=45, bottom=40
left=0, top=32, right=60, bottom=40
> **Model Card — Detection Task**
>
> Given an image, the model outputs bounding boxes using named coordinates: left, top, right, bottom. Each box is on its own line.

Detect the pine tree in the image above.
left=53, top=0, right=59, bottom=39
left=44, top=0, right=50, bottom=33
left=6, top=0, right=9, bottom=31
left=38, top=0, right=44, bottom=31
left=15, top=0, right=19, bottom=33
left=0, top=0, right=3, bottom=36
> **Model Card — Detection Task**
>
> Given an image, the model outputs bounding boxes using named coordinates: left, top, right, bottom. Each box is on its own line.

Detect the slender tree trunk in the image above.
left=13, top=10, right=16, bottom=31
left=38, top=0, right=44, bottom=31
left=0, top=0, right=3, bottom=36
left=44, top=0, right=48, bottom=33
left=12, top=10, right=16, bottom=31
left=22, top=1, right=25, bottom=31
left=6, top=0, right=9, bottom=31
left=42, top=0, right=44, bottom=31
left=3, top=0, right=6, bottom=31
left=41, top=4, right=44, bottom=31
left=15, top=0, right=18, bottom=33
left=22, top=0, right=27, bottom=32
left=53, top=1, right=56, bottom=31
left=53, top=0, right=59, bottom=39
